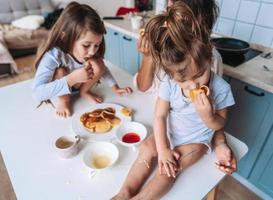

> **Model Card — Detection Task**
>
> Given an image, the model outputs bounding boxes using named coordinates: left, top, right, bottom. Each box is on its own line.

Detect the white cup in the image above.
left=131, top=16, right=143, bottom=30
left=115, top=121, right=147, bottom=151
left=55, top=135, right=80, bottom=159
left=83, top=142, right=119, bottom=178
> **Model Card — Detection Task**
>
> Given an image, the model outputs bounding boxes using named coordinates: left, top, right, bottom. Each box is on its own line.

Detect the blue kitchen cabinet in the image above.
left=104, top=27, right=139, bottom=75
left=105, top=28, right=121, bottom=67
left=225, top=78, right=273, bottom=178
left=120, top=33, right=139, bottom=75
left=249, top=126, right=273, bottom=197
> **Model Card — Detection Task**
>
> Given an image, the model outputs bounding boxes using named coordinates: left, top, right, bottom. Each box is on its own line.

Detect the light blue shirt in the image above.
left=32, top=47, right=117, bottom=101
left=158, top=72, right=235, bottom=147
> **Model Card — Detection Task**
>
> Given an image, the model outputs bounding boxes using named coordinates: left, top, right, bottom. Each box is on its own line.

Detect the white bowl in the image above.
left=83, top=142, right=119, bottom=171
left=116, top=121, right=147, bottom=148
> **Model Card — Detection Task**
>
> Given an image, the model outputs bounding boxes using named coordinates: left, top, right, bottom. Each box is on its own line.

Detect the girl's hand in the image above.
left=193, top=92, right=214, bottom=121
left=66, top=62, right=94, bottom=87
left=137, top=33, right=150, bottom=56
left=113, top=86, right=133, bottom=96
left=215, top=143, right=237, bottom=174
left=72, top=61, right=94, bottom=83
left=158, top=149, right=180, bottom=178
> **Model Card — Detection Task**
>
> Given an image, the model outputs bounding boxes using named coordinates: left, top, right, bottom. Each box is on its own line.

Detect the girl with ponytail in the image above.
left=112, top=2, right=235, bottom=199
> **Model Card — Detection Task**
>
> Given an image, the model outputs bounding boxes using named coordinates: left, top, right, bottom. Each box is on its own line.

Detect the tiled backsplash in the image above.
left=215, top=0, right=273, bottom=48
left=155, top=0, right=273, bottom=48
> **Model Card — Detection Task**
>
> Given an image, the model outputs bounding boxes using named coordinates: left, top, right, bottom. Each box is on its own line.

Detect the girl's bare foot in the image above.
left=111, top=190, right=131, bottom=200
left=81, top=92, right=103, bottom=104
left=56, top=98, right=72, bottom=118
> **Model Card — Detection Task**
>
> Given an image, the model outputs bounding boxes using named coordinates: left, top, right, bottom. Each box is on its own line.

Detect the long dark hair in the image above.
left=145, top=1, right=212, bottom=81
left=35, top=2, right=106, bottom=68
left=169, top=0, right=219, bottom=32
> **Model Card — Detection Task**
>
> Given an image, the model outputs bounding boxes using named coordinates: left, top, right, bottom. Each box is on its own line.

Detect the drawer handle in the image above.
left=123, top=36, right=132, bottom=41
left=114, top=32, right=118, bottom=35
left=244, top=86, right=265, bottom=97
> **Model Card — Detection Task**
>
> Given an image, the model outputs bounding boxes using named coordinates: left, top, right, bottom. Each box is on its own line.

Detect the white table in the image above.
left=0, top=62, right=248, bottom=200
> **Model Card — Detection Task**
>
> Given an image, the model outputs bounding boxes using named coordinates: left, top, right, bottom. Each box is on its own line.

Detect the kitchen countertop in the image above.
left=104, top=18, right=273, bottom=93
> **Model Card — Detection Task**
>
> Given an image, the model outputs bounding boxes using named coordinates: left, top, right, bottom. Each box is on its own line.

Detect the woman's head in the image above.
left=168, top=0, right=219, bottom=32
left=145, top=1, right=212, bottom=83
left=36, top=2, right=106, bottom=66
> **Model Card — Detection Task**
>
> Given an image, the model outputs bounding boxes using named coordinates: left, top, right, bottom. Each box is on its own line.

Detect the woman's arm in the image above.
left=136, top=34, right=155, bottom=92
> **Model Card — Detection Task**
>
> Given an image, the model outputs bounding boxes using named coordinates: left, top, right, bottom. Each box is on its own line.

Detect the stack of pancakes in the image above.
left=80, top=107, right=121, bottom=133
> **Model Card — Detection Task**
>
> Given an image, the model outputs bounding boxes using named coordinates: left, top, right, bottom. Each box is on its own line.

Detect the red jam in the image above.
left=122, top=132, right=140, bottom=143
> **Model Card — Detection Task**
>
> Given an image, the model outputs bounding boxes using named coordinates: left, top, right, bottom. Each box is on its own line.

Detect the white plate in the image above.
left=72, top=103, right=132, bottom=141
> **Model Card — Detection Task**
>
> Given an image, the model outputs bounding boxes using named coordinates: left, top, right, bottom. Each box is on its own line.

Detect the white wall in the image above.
left=53, top=0, right=126, bottom=16
left=214, top=0, right=273, bottom=48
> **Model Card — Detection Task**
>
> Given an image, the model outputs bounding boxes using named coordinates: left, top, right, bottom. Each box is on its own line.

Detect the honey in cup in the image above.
left=56, top=139, right=74, bottom=149
left=92, top=155, right=112, bottom=169
left=55, top=135, right=80, bottom=159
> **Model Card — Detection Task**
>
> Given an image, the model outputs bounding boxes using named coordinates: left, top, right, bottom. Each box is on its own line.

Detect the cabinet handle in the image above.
left=244, top=86, right=265, bottom=97
left=114, top=32, right=118, bottom=35
left=123, top=36, right=132, bottom=41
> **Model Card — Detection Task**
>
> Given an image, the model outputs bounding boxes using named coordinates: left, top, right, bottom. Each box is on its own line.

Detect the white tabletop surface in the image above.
left=0, top=61, right=248, bottom=200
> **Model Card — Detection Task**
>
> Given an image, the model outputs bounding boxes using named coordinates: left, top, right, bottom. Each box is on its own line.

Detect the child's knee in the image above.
left=53, top=67, right=69, bottom=80
left=139, top=137, right=157, bottom=158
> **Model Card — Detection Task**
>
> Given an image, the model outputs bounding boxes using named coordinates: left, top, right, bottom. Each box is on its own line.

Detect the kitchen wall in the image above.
left=52, top=0, right=125, bottom=16
left=155, top=0, right=273, bottom=48
left=215, top=0, right=273, bottom=48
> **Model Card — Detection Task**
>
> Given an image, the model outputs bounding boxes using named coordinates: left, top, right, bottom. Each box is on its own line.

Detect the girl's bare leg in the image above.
left=131, top=143, right=207, bottom=200
left=80, top=62, right=105, bottom=103
left=111, top=135, right=158, bottom=200
left=52, top=67, right=72, bottom=118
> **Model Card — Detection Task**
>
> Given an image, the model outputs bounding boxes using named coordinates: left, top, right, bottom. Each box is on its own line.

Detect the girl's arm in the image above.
left=204, top=108, right=227, bottom=130
left=136, top=34, right=155, bottom=92
left=154, top=97, right=170, bottom=152
left=194, top=92, right=227, bottom=130
left=154, top=97, right=179, bottom=177
left=32, top=51, right=70, bottom=101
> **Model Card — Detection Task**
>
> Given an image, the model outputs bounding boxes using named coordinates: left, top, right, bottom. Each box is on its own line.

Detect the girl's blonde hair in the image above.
left=145, top=1, right=212, bottom=81
left=35, top=2, right=106, bottom=68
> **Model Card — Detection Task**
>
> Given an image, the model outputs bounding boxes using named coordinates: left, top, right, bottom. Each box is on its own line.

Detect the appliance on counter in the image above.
left=211, top=37, right=262, bottom=67
left=220, top=48, right=262, bottom=67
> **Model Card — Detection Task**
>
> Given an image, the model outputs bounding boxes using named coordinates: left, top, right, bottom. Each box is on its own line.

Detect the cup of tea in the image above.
left=131, top=16, right=143, bottom=30
left=83, top=141, right=119, bottom=178
left=55, top=135, right=80, bottom=159
left=115, top=121, right=147, bottom=151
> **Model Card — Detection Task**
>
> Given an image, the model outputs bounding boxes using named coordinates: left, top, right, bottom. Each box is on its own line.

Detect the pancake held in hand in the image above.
left=190, top=85, right=210, bottom=102
left=80, top=107, right=121, bottom=134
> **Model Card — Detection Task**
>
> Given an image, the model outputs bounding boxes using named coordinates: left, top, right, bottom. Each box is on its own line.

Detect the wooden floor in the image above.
left=0, top=55, right=262, bottom=200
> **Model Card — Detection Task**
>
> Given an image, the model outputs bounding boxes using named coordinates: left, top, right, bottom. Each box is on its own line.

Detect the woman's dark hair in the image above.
left=169, top=0, right=219, bottom=32
left=145, top=1, right=212, bottom=81
left=35, top=2, right=106, bottom=68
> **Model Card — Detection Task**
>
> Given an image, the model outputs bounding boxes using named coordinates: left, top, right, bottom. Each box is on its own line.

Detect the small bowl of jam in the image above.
left=115, top=121, right=147, bottom=149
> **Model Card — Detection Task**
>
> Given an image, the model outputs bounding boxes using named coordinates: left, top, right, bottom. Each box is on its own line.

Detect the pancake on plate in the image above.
left=80, top=107, right=121, bottom=134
